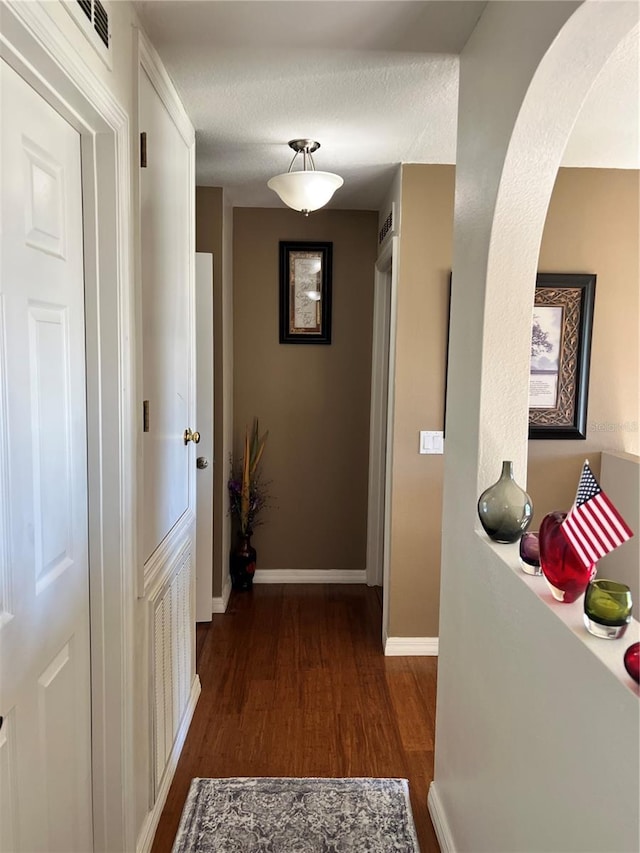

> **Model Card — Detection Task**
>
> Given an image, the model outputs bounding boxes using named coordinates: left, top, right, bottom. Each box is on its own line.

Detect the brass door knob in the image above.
left=183, top=428, right=201, bottom=445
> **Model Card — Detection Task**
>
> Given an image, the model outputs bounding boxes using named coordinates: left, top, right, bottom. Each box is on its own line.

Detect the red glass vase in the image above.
left=623, top=643, right=640, bottom=684
left=539, top=511, right=596, bottom=603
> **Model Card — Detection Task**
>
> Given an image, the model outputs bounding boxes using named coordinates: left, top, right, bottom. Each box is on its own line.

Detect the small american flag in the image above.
left=561, top=460, right=634, bottom=569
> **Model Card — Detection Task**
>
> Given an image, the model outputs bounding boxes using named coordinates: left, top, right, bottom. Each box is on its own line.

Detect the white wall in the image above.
left=29, top=0, right=138, bottom=115
left=432, top=2, right=640, bottom=851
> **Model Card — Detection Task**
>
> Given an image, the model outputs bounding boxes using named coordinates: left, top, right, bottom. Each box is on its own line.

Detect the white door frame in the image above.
left=0, top=4, right=136, bottom=852
left=195, top=253, right=214, bottom=623
left=365, top=235, right=399, bottom=647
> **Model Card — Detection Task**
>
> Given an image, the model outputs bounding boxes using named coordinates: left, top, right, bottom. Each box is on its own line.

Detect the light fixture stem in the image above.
left=286, top=145, right=317, bottom=174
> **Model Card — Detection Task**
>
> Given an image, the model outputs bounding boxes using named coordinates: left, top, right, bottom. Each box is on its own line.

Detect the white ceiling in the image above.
left=136, top=1, right=640, bottom=211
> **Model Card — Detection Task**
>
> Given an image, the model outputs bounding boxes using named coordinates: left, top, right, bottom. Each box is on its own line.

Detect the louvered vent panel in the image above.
left=154, top=596, right=167, bottom=780
left=94, top=0, right=109, bottom=48
left=169, top=577, right=180, bottom=747
left=378, top=208, right=393, bottom=245
left=180, top=563, right=191, bottom=710
left=75, top=0, right=110, bottom=50
left=151, top=548, right=193, bottom=793
left=163, top=582, right=174, bottom=766
left=174, top=570, right=183, bottom=723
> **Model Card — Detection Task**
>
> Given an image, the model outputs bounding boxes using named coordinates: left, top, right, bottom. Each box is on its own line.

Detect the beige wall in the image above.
left=388, top=165, right=455, bottom=637
left=391, top=165, right=638, bottom=637
left=223, top=168, right=636, bottom=627
left=233, top=208, right=378, bottom=571
left=196, top=187, right=226, bottom=596
left=529, top=168, right=640, bottom=523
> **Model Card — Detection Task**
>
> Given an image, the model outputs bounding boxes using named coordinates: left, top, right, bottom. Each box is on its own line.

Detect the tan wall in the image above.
left=195, top=187, right=225, bottom=595
left=388, top=165, right=455, bottom=637
left=391, top=165, right=638, bottom=637
left=233, top=208, right=378, bottom=571
left=529, top=168, right=640, bottom=522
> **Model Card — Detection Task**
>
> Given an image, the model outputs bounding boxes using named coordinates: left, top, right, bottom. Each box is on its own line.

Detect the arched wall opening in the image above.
left=431, top=3, right=640, bottom=851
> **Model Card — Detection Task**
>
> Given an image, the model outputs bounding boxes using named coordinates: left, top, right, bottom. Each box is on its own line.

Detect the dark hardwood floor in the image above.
left=152, top=584, right=440, bottom=852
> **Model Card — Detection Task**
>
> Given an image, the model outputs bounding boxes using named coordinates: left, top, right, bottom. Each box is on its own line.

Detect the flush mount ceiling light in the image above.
left=267, top=139, right=344, bottom=216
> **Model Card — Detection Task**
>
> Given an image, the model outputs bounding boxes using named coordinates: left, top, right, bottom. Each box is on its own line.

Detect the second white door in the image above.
left=140, top=65, right=194, bottom=562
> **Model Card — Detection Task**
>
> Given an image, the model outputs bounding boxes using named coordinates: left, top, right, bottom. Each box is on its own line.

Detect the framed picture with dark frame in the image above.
left=529, top=272, right=596, bottom=440
left=279, top=241, right=332, bottom=344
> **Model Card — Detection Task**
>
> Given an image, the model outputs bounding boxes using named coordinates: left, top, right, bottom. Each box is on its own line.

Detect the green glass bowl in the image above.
left=584, top=579, right=632, bottom=639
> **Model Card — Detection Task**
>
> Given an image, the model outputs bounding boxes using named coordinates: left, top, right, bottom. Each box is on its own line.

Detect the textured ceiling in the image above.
left=136, top=1, right=640, bottom=210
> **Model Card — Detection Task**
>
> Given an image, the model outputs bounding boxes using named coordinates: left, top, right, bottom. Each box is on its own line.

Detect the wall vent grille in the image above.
left=379, top=208, right=393, bottom=245
left=76, top=0, right=110, bottom=49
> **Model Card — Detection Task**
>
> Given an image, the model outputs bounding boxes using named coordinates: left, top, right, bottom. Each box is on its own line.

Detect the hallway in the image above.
left=152, top=584, right=440, bottom=851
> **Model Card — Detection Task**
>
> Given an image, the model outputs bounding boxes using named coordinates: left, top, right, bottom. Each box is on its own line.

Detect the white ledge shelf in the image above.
left=479, top=533, right=640, bottom=697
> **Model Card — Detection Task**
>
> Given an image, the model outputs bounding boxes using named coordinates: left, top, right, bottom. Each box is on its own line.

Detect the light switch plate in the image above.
left=419, top=430, right=444, bottom=454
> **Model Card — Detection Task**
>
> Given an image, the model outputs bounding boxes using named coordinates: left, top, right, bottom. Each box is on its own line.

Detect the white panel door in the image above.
left=0, top=60, right=93, bottom=853
left=195, top=253, right=214, bottom=622
left=140, top=67, right=194, bottom=562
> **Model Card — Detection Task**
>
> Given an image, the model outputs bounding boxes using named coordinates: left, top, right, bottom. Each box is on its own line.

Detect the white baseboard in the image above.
left=384, top=636, right=439, bottom=656
left=136, top=675, right=202, bottom=853
left=428, top=781, right=456, bottom=852
left=253, top=569, right=367, bottom=584
left=212, top=573, right=232, bottom=613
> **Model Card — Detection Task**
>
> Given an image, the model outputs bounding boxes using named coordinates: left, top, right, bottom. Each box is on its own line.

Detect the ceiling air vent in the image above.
left=76, top=0, right=110, bottom=50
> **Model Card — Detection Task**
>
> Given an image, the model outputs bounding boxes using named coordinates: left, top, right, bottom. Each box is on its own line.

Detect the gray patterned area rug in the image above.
left=172, top=777, right=420, bottom=852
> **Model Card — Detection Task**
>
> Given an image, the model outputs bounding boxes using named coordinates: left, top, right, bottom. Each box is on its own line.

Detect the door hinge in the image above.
left=143, top=400, right=150, bottom=432
left=140, top=132, right=147, bottom=168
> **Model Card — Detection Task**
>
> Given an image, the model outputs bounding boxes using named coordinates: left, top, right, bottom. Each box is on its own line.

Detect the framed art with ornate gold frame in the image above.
left=529, top=272, right=596, bottom=440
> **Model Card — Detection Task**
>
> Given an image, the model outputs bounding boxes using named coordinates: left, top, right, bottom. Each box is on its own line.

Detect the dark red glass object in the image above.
left=539, top=511, right=596, bottom=603
left=623, top=642, right=640, bottom=684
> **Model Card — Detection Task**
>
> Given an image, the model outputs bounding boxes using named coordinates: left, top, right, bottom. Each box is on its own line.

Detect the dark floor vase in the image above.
left=477, top=460, right=533, bottom=544
left=230, top=534, right=257, bottom=591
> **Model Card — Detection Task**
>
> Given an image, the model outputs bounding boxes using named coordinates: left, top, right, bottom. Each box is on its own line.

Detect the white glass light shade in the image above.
left=267, top=170, right=344, bottom=213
